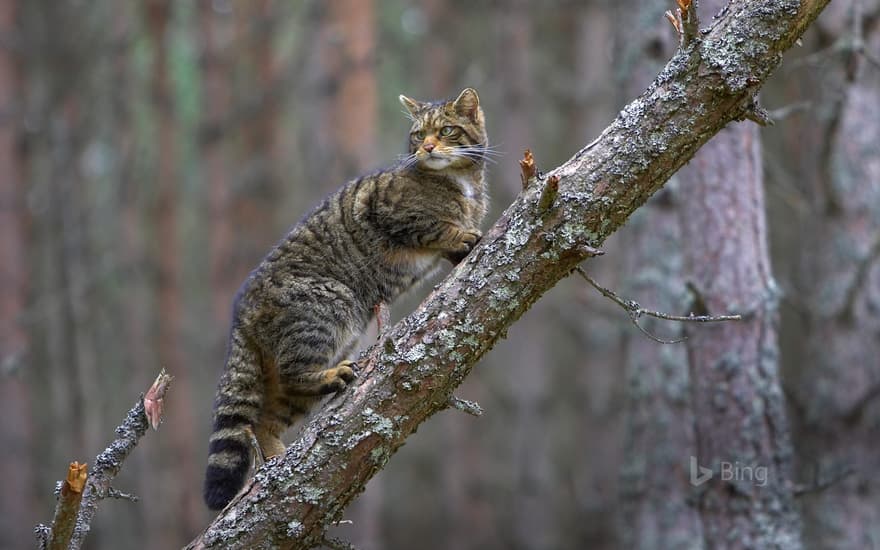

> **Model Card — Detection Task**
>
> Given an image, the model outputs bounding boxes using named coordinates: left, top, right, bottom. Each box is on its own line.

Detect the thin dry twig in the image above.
left=321, top=536, right=358, bottom=550
left=793, top=464, right=856, bottom=497
left=537, top=174, right=560, bottom=215
left=447, top=395, right=484, bottom=417
left=767, top=101, right=813, bottom=122
left=573, top=266, right=742, bottom=344
left=666, top=0, right=700, bottom=48
left=742, top=100, right=775, bottom=126
left=105, top=487, right=139, bottom=502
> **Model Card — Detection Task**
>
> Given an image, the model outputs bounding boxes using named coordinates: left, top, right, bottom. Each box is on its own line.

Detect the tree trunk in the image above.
left=673, top=0, right=803, bottom=544
left=144, top=1, right=201, bottom=544
left=187, top=1, right=830, bottom=546
left=787, top=2, right=880, bottom=547
left=199, top=0, right=236, bottom=328
left=678, top=122, right=801, bottom=547
left=0, top=1, right=36, bottom=546
left=318, top=0, right=377, bottom=185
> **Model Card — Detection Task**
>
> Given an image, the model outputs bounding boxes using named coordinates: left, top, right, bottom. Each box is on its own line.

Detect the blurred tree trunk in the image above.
left=679, top=127, right=801, bottom=548
left=0, top=1, right=36, bottom=546
left=144, top=1, right=200, bottom=545
left=199, top=0, right=235, bottom=328
left=674, top=5, right=801, bottom=550
left=237, top=0, right=285, bottom=259
left=614, top=4, right=701, bottom=547
left=678, top=93, right=802, bottom=550
left=19, top=1, right=92, bottom=519
left=318, top=0, right=377, bottom=185
left=558, top=4, right=629, bottom=548
left=490, top=6, right=556, bottom=549
left=787, top=2, right=880, bottom=547
left=613, top=1, right=707, bottom=547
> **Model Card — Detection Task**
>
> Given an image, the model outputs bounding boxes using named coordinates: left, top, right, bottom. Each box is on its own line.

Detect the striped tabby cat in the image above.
left=203, top=88, right=490, bottom=510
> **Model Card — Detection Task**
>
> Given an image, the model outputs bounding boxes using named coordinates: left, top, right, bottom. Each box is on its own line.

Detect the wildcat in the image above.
left=203, top=88, right=490, bottom=510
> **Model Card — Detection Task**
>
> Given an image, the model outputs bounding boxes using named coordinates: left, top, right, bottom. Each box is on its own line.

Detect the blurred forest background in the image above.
left=0, top=0, right=877, bottom=549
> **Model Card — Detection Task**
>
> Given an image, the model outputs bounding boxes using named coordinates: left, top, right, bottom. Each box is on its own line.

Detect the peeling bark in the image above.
left=187, top=1, right=830, bottom=547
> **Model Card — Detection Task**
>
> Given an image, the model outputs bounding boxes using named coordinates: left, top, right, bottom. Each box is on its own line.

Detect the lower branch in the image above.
left=574, top=266, right=742, bottom=344
left=34, top=370, right=173, bottom=550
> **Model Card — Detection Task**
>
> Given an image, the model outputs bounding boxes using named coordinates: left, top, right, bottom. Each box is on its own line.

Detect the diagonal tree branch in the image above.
left=187, top=1, right=830, bottom=547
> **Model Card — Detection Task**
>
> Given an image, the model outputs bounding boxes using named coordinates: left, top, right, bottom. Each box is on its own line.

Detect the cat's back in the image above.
left=231, top=169, right=411, bottom=324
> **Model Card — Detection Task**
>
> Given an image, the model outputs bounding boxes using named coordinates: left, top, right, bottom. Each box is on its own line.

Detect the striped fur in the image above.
left=203, top=88, right=490, bottom=510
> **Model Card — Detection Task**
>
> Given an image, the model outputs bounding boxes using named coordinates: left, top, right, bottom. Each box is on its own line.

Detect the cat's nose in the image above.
left=423, top=143, right=435, bottom=153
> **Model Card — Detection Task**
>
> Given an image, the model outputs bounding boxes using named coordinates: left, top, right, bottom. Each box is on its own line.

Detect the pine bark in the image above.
left=186, top=1, right=830, bottom=547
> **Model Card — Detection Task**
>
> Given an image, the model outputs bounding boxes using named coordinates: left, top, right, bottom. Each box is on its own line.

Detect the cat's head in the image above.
left=399, top=88, right=487, bottom=171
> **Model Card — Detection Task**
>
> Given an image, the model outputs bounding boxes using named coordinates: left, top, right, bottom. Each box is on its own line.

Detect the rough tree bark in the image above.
left=187, top=1, right=829, bottom=547
left=674, top=0, right=804, bottom=547
left=679, top=107, right=800, bottom=547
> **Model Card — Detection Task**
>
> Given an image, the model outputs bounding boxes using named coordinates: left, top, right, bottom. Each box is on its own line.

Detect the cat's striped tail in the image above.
left=203, top=327, right=263, bottom=511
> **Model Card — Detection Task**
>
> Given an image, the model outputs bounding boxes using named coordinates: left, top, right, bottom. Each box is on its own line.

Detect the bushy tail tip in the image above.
left=203, top=438, right=251, bottom=510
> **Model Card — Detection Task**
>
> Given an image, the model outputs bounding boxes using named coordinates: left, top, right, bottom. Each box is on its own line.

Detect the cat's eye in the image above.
left=439, top=126, right=458, bottom=137
left=412, top=129, right=426, bottom=141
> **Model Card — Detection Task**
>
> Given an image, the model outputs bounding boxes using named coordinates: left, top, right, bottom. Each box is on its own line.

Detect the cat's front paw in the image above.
left=455, top=229, right=482, bottom=253
left=446, top=230, right=482, bottom=264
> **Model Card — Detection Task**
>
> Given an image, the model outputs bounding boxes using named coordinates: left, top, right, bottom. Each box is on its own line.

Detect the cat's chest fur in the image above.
left=454, top=174, right=478, bottom=199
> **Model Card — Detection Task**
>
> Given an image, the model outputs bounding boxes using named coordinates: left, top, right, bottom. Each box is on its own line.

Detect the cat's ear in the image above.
left=399, top=94, right=423, bottom=118
left=453, top=88, right=480, bottom=121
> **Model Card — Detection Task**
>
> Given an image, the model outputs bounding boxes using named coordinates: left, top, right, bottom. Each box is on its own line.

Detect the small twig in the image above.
left=577, top=244, right=605, bottom=258
left=793, top=465, right=855, bottom=497
left=838, top=236, right=880, bottom=322
left=447, top=395, right=484, bottom=417
left=519, top=149, right=536, bottom=190
left=742, top=100, right=775, bottom=126
left=105, top=487, right=139, bottom=502
left=767, top=101, right=812, bottom=122
left=666, top=0, right=699, bottom=48
left=582, top=127, right=611, bottom=153
left=34, top=524, right=51, bottom=550
left=45, top=462, right=88, bottom=550
left=537, top=174, right=559, bottom=215
left=322, top=535, right=357, bottom=550
left=573, top=267, right=741, bottom=344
